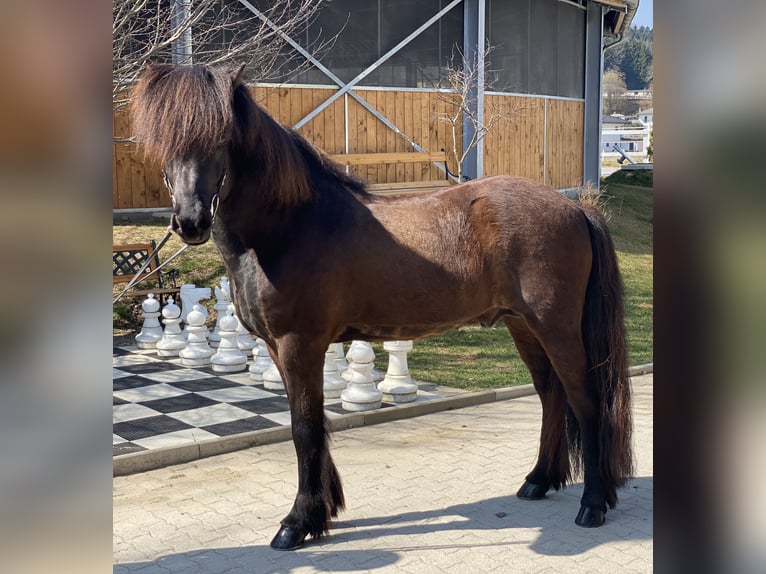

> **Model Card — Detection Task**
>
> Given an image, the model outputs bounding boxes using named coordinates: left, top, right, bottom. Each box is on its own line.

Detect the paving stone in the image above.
left=115, top=375, right=653, bottom=572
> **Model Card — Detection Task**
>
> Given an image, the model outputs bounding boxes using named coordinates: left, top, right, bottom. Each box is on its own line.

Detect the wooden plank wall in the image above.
left=544, top=99, right=584, bottom=190
left=483, top=94, right=584, bottom=189
left=113, top=86, right=583, bottom=209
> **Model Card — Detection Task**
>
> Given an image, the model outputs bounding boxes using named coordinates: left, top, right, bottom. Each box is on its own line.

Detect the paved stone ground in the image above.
left=114, top=374, right=652, bottom=573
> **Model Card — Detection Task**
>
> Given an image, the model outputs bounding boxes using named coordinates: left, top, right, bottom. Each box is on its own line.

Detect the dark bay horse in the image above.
left=131, top=64, right=633, bottom=550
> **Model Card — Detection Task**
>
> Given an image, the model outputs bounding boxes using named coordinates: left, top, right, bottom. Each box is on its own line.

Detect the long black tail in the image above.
left=568, top=205, right=634, bottom=508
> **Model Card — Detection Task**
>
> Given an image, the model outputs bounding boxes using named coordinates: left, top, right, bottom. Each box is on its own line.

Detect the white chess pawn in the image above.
left=263, top=357, right=285, bottom=391
left=211, top=305, right=247, bottom=372
left=233, top=312, right=257, bottom=357
left=249, top=338, right=273, bottom=382
left=178, top=304, right=215, bottom=367
left=378, top=340, right=417, bottom=403
left=329, top=342, right=348, bottom=377
left=340, top=340, right=382, bottom=411
left=156, top=297, right=186, bottom=357
left=343, top=341, right=382, bottom=382
left=135, top=293, right=162, bottom=349
left=323, top=346, right=347, bottom=399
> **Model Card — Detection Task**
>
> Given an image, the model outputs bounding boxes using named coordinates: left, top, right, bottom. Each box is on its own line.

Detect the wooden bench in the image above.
left=113, top=240, right=180, bottom=302
left=331, top=151, right=450, bottom=195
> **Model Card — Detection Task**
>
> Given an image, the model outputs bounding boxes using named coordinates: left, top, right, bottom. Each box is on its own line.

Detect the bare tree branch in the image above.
left=113, top=0, right=335, bottom=111
left=436, top=43, right=537, bottom=182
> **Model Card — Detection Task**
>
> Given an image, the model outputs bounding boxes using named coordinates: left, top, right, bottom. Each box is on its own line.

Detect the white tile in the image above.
left=113, top=368, right=132, bottom=379
left=112, top=354, right=157, bottom=367
left=113, top=434, right=128, bottom=445
left=132, top=428, right=218, bottom=450
left=140, top=369, right=214, bottom=383
left=113, top=403, right=162, bottom=423
left=113, top=383, right=189, bottom=403
left=167, top=404, right=255, bottom=427
left=261, top=411, right=292, bottom=426
left=197, top=386, right=278, bottom=403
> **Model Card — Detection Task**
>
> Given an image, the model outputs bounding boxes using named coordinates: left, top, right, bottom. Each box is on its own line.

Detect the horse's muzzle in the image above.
left=169, top=213, right=211, bottom=245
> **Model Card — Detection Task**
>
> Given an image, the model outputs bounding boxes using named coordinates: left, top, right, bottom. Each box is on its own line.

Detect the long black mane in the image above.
left=131, top=64, right=368, bottom=208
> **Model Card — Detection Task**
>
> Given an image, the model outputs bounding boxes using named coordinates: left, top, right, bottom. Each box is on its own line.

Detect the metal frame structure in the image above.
left=231, top=0, right=631, bottom=189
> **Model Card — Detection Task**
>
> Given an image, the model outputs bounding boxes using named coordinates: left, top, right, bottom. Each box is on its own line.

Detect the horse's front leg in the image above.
left=269, top=337, right=345, bottom=550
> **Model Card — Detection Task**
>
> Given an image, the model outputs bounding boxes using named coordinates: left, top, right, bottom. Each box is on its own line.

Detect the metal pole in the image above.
left=462, top=0, right=485, bottom=180
left=171, top=0, right=193, bottom=65
left=583, top=2, right=604, bottom=188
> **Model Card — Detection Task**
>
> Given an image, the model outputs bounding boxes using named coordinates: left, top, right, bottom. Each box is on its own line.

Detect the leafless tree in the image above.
left=113, top=0, right=334, bottom=110
left=437, top=44, right=536, bottom=182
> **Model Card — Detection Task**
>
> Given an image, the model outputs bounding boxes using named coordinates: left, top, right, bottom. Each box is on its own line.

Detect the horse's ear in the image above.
left=230, top=64, right=246, bottom=89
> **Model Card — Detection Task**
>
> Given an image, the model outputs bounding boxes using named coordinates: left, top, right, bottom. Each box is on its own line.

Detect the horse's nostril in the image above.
left=169, top=213, right=181, bottom=232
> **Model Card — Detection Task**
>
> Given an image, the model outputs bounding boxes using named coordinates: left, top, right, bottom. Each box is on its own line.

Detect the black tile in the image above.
left=117, top=361, right=182, bottom=374
left=113, top=415, right=192, bottom=441
left=112, top=347, right=131, bottom=356
left=113, top=396, right=129, bottom=405
left=113, top=375, right=158, bottom=391
left=324, top=404, right=347, bottom=415
left=202, top=416, right=281, bottom=437
left=140, top=393, right=217, bottom=414
left=170, top=378, right=241, bottom=392
left=235, top=396, right=291, bottom=415
left=113, top=442, right=146, bottom=456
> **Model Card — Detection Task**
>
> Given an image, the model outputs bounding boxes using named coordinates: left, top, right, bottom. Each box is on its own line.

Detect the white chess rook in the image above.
left=341, top=340, right=382, bottom=411
left=211, top=305, right=248, bottom=372
left=378, top=340, right=417, bottom=403
left=135, top=293, right=163, bottom=349
left=156, top=297, right=186, bottom=357
left=178, top=304, right=215, bottom=367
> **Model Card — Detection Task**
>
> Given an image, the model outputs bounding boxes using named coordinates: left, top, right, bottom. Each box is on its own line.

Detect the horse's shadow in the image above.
left=115, top=477, right=652, bottom=573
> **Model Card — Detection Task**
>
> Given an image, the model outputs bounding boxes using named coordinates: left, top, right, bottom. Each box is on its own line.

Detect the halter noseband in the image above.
left=162, top=169, right=227, bottom=222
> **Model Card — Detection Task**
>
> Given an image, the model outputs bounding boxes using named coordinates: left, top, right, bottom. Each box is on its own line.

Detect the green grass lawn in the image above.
left=114, top=179, right=652, bottom=390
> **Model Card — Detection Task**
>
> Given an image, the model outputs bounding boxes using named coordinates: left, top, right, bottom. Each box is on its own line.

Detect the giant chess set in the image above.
left=114, top=277, right=441, bottom=457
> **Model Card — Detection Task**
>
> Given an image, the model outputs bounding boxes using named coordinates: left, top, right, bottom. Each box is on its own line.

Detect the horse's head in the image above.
left=132, top=63, right=247, bottom=245
left=164, top=148, right=230, bottom=245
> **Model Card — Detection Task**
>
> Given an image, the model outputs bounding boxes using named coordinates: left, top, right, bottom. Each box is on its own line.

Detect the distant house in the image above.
left=601, top=114, right=650, bottom=157
left=638, top=107, right=653, bottom=126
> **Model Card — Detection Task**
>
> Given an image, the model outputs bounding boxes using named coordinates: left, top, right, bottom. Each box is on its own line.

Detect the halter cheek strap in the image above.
left=210, top=171, right=227, bottom=223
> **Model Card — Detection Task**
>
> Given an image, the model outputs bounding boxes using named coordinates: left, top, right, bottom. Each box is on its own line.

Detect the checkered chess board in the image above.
left=113, top=346, right=450, bottom=457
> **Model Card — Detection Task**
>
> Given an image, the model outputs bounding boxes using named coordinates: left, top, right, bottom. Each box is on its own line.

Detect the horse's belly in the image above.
left=337, top=306, right=516, bottom=342
left=336, top=323, right=468, bottom=343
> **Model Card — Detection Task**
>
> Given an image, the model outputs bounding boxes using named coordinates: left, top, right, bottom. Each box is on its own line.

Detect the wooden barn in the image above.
left=113, top=0, right=637, bottom=212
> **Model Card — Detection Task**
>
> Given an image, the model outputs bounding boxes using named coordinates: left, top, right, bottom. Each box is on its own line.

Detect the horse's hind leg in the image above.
left=532, top=324, right=608, bottom=528
left=505, top=317, right=571, bottom=500
left=268, top=336, right=345, bottom=550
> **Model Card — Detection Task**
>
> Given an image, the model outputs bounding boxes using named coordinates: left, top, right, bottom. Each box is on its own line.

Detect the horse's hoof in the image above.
left=516, top=481, right=549, bottom=500
left=575, top=505, right=606, bottom=528
left=269, top=525, right=308, bottom=550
